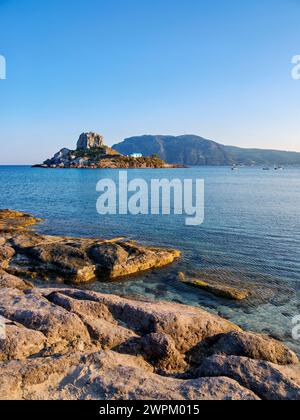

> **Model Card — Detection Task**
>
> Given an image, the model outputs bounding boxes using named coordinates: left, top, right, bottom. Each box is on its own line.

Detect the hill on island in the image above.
left=113, top=135, right=300, bottom=166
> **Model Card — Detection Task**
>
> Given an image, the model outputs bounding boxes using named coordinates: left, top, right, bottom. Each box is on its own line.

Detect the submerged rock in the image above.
left=181, top=277, right=250, bottom=300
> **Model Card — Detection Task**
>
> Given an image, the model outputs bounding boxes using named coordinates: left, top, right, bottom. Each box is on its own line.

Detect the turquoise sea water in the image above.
left=0, top=165, right=300, bottom=353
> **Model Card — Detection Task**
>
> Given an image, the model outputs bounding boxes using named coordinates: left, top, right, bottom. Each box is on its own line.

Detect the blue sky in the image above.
left=0, top=0, right=300, bottom=164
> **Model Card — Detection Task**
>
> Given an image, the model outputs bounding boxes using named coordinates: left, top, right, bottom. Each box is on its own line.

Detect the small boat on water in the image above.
left=263, top=167, right=270, bottom=171
left=274, top=166, right=284, bottom=171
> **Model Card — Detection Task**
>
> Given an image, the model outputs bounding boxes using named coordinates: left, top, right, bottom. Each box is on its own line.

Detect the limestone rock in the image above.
left=0, top=318, right=46, bottom=361
left=0, top=270, right=33, bottom=291
left=48, top=292, right=137, bottom=350
left=0, top=245, right=15, bottom=268
left=197, top=355, right=300, bottom=401
left=47, top=291, right=115, bottom=322
left=88, top=241, right=181, bottom=279
left=0, top=288, right=91, bottom=354
left=0, top=209, right=42, bottom=232
left=52, top=148, right=72, bottom=162
left=211, top=331, right=298, bottom=365
left=12, top=238, right=180, bottom=283
left=47, top=289, right=240, bottom=353
left=0, top=351, right=259, bottom=400
left=141, top=333, right=188, bottom=373
left=26, top=242, right=97, bottom=283
left=76, top=132, right=105, bottom=150
left=0, top=210, right=30, bottom=220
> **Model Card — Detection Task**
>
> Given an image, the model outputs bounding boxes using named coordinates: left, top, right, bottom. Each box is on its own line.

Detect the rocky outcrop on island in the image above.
left=0, top=210, right=300, bottom=400
left=34, top=132, right=178, bottom=169
left=76, top=132, right=105, bottom=150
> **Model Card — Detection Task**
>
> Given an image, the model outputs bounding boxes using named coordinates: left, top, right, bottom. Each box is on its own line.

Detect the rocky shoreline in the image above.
left=0, top=210, right=300, bottom=400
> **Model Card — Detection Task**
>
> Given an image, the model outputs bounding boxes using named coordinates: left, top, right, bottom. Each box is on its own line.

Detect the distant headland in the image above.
left=113, top=135, right=300, bottom=167
left=33, top=132, right=181, bottom=169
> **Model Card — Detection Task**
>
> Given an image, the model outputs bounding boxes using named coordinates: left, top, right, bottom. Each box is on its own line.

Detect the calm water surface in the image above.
left=1, top=165, right=300, bottom=353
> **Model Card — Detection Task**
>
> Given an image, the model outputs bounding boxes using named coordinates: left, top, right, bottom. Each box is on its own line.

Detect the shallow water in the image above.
left=0, top=165, right=300, bottom=353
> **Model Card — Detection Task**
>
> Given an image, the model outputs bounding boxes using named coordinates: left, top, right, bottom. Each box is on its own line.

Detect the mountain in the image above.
left=113, top=135, right=300, bottom=166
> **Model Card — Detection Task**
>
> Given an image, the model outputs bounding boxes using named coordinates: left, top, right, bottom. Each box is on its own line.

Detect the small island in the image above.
left=34, top=132, right=180, bottom=169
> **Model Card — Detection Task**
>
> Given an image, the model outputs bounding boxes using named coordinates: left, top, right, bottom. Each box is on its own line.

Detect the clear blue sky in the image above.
left=0, top=0, right=299, bottom=164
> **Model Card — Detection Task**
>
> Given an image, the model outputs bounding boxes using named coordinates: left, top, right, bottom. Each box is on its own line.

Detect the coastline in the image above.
left=0, top=209, right=300, bottom=400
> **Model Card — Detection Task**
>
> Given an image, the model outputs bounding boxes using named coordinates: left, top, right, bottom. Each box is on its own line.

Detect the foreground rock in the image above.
left=0, top=209, right=180, bottom=284
left=209, top=331, right=299, bottom=365
left=0, top=270, right=33, bottom=291
left=0, top=288, right=91, bottom=354
left=198, top=355, right=300, bottom=400
left=0, top=352, right=259, bottom=400
left=0, top=282, right=299, bottom=400
left=0, top=318, right=46, bottom=362
left=46, top=288, right=240, bottom=353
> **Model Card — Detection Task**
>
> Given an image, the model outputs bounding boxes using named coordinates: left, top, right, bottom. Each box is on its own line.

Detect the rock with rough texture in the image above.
left=0, top=270, right=33, bottom=291
left=141, top=333, right=188, bottom=373
left=27, top=242, right=97, bottom=284
left=0, top=245, right=15, bottom=269
left=89, top=241, right=181, bottom=279
left=48, top=292, right=137, bottom=350
left=45, top=288, right=240, bottom=353
left=52, top=148, right=72, bottom=163
left=76, top=132, right=105, bottom=150
left=197, top=355, right=300, bottom=401
left=0, top=209, right=42, bottom=232
left=0, top=318, right=46, bottom=361
left=20, top=240, right=180, bottom=284
left=0, top=288, right=91, bottom=354
left=0, top=280, right=299, bottom=400
left=0, top=351, right=259, bottom=400
left=210, top=331, right=298, bottom=365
